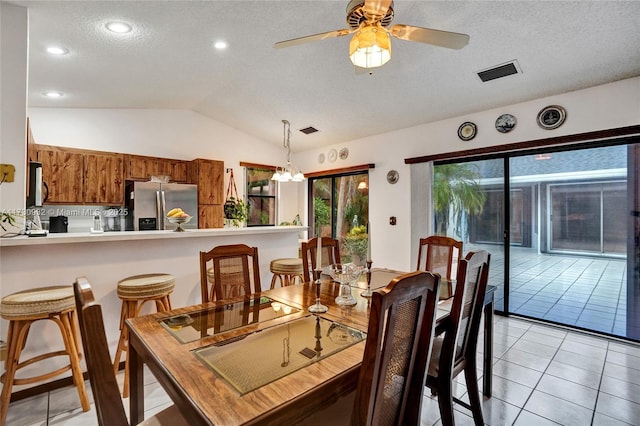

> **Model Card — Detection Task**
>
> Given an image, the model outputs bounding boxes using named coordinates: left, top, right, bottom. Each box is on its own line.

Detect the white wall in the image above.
left=293, top=77, right=640, bottom=272
left=0, top=3, right=28, bottom=226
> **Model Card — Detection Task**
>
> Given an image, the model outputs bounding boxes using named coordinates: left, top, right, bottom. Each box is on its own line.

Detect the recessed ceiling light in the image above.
left=43, top=91, right=63, bottom=98
left=213, top=41, right=228, bottom=50
left=106, top=21, right=132, bottom=33
left=46, top=46, right=68, bottom=55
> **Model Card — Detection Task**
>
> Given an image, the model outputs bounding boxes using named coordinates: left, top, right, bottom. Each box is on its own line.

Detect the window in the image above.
left=245, top=166, right=276, bottom=226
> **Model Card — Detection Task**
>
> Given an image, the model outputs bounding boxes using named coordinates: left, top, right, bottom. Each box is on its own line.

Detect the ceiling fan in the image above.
left=274, top=0, right=470, bottom=69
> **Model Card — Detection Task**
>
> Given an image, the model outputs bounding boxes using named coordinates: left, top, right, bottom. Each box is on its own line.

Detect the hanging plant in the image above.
left=224, top=169, right=248, bottom=227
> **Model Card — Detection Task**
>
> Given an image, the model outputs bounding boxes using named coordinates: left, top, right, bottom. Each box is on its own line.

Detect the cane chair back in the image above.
left=352, top=271, right=441, bottom=425
left=301, top=237, right=341, bottom=282
left=425, top=250, right=491, bottom=426
left=199, top=244, right=261, bottom=303
left=416, top=236, right=463, bottom=281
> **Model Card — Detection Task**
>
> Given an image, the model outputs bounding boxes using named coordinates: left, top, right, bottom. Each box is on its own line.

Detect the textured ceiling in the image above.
left=13, top=0, right=640, bottom=151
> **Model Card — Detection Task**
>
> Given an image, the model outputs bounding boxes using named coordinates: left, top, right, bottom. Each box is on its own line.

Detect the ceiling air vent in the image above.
left=477, top=60, right=521, bottom=82
left=299, top=126, right=319, bottom=135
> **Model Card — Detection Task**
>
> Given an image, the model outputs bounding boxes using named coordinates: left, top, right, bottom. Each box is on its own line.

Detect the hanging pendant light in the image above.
left=271, top=120, right=305, bottom=182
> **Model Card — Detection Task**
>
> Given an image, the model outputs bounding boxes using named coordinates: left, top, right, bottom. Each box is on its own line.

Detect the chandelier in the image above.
left=271, top=120, right=305, bottom=182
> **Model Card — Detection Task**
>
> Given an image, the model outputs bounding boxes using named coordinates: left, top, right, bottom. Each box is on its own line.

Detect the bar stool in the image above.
left=113, top=273, right=175, bottom=398
left=269, top=258, right=304, bottom=289
left=0, top=286, right=90, bottom=426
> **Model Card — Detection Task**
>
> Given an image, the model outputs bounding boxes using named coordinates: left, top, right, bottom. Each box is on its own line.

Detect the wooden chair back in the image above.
left=426, top=249, right=490, bottom=425
left=300, top=237, right=341, bottom=281
left=199, top=244, right=261, bottom=303
left=352, top=271, right=441, bottom=425
left=416, top=236, right=463, bottom=281
left=73, top=277, right=129, bottom=426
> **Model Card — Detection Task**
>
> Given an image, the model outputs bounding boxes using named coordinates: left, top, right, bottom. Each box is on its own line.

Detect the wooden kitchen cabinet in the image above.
left=37, top=147, right=84, bottom=204
left=192, top=158, right=224, bottom=204
left=83, top=153, right=124, bottom=204
left=198, top=204, right=224, bottom=229
left=191, top=158, right=224, bottom=228
left=157, top=158, right=188, bottom=183
left=125, top=155, right=189, bottom=183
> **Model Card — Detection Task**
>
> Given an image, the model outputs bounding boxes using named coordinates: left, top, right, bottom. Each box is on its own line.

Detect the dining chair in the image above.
left=199, top=244, right=261, bottom=303
left=352, top=270, right=441, bottom=425
left=301, top=237, right=341, bottom=282
left=72, top=277, right=188, bottom=426
left=425, top=250, right=491, bottom=426
left=416, top=235, right=463, bottom=298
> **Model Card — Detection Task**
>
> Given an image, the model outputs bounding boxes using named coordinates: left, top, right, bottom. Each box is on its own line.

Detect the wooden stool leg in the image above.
left=58, top=312, right=90, bottom=411
left=0, top=320, right=28, bottom=426
left=114, top=300, right=136, bottom=398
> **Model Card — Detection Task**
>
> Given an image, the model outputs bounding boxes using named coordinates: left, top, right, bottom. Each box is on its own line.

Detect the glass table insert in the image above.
left=193, top=315, right=366, bottom=395
left=160, top=296, right=300, bottom=344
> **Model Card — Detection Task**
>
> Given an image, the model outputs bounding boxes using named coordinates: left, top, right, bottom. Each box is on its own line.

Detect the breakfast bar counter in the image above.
left=0, top=226, right=306, bottom=393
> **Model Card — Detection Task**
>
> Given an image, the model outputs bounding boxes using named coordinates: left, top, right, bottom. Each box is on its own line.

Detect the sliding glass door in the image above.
left=309, top=172, right=369, bottom=265
left=434, top=139, right=640, bottom=341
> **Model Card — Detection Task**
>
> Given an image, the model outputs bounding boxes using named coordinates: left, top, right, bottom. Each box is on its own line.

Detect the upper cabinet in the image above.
left=36, top=147, right=85, bottom=204
left=36, top=145, right=125, bottom=205
left=125, top=155, right=189, bottom=183
left=83, top=153, right=124, bottom=205
left=191, top=158, right=224, bottom=205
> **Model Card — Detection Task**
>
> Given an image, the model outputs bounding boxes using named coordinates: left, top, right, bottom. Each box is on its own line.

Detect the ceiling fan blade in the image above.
left=363, top=0, right=393, bottom=19
left=388, top=24, right=469, bottom=49
left=274, top=28, right=354, bottom=49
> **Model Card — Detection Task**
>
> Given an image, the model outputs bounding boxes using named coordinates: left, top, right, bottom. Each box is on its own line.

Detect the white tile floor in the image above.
left=4, top=316, right=640, bottom=425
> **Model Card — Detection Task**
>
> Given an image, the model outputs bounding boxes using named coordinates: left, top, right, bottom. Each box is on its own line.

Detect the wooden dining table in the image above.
left=126, top=269, right=495, bottom=426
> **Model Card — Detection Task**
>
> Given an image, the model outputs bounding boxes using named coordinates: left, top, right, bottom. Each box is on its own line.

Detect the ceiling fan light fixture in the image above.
left=349, top=25, right=391, bottom=69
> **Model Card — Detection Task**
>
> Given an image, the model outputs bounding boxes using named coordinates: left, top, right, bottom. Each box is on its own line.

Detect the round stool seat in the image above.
left=270, top=258, right=304, bottom=289
left=270, top=258, right=303, bottom=274
left=117, top=273, right=175, bottom=300
left=1, top=285, right=74, bottom=319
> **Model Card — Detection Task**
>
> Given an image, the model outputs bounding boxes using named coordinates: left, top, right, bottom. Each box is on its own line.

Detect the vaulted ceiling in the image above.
left=15, top=0, right=640, bottom=151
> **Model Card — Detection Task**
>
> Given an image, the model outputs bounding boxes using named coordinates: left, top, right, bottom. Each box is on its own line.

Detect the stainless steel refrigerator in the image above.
left=125, top=181, right=198, bottom=231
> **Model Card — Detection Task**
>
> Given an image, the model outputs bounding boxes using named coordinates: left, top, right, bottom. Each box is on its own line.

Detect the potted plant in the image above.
left=223, top=197, right=248, bottom=228
left=343, top=225, right=368, bottom=266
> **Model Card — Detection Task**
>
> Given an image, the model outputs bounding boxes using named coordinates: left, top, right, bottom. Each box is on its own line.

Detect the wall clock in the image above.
left=495, top=114, right=516, bottom=133
left=537, top=105, right=566, bottom=130
left=457, top=122, right=477, bottom=141
left=386, top=170, right=399, bottom=184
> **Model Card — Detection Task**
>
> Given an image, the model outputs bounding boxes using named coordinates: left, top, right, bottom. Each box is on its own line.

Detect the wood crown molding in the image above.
left=304, top=163, right=375, bottom=179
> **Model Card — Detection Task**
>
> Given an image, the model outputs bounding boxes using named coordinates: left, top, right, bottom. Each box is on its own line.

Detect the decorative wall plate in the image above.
left=386, top=170, right=399, bottom=184
left=328, top=148, right=337, bottom=162
left=339, top=147, right=349, bottom=160
left=317, top=153, right=325, bottom=164
left=457, top=122, right=477, bottom=141
left=537, top=105, right=566, bottom=130
left=495, top=114, right=516, bottom=133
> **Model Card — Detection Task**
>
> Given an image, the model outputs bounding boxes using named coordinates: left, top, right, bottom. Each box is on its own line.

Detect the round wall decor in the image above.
left=537, top=105, right=566, bottom=130
left=457, top=122, right=477, bottom=141
left=328, top=148, right=337, bottom=163
left=339, top=147, right=349, bottom=160
left=317, top=153, right=325, bottom=164
left=386, top=170, right=399, bottom=184
left=495, top=114, right=516, bottom=133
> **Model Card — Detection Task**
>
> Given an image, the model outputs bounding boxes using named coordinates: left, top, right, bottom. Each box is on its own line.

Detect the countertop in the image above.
left=0, top=226, right=307, bottom=247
